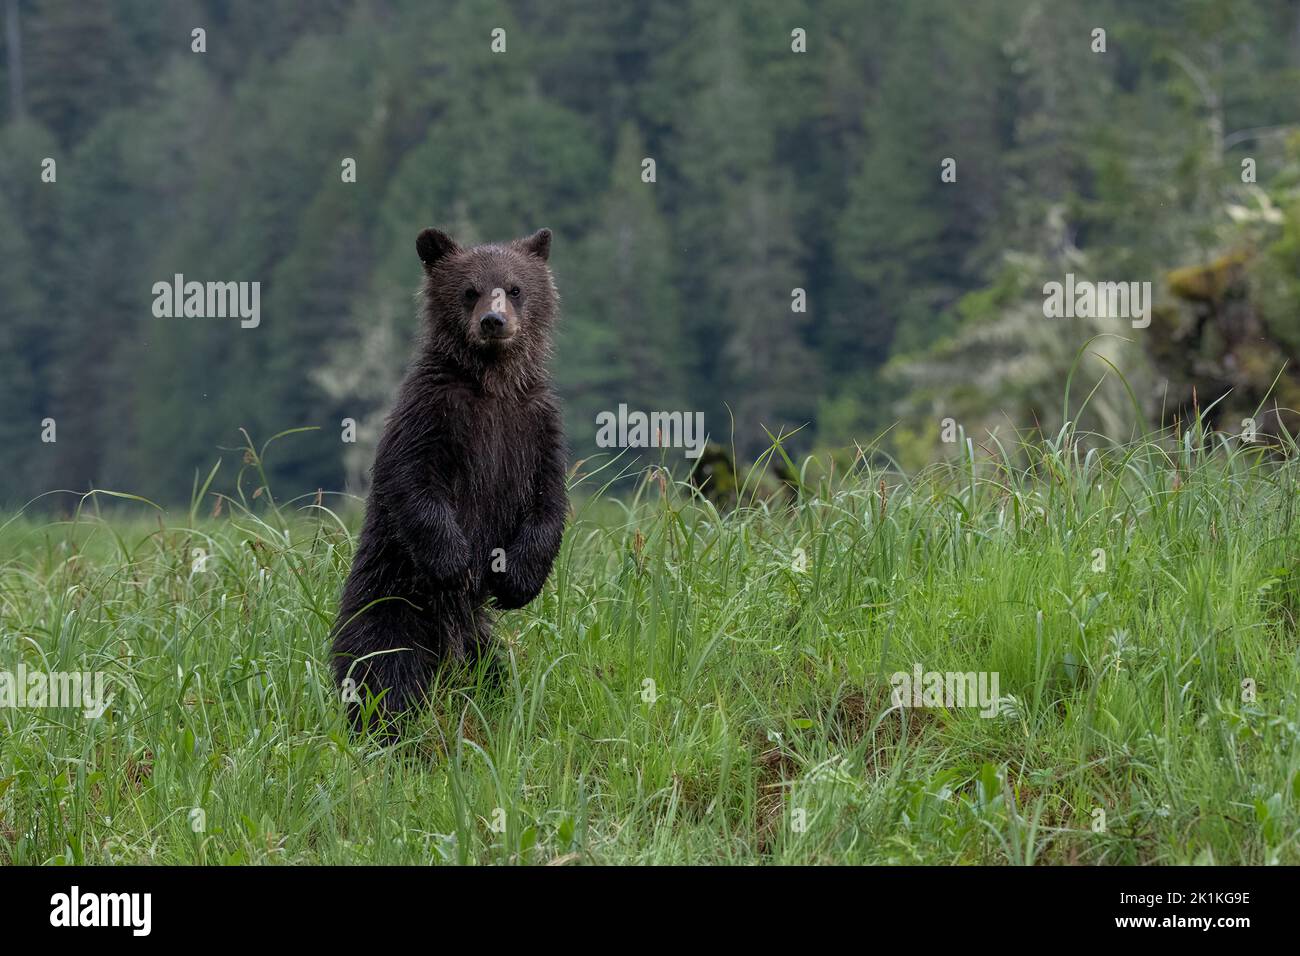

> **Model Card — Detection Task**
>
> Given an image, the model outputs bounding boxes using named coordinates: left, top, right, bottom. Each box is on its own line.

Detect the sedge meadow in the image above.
left=1, top=419, right=1298, bottom=866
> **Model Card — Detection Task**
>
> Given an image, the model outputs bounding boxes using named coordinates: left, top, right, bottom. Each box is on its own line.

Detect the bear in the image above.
left=330, top=226, right=568, bottom=734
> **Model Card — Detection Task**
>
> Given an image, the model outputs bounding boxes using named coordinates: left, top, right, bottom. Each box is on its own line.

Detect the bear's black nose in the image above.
left=480, top=312, right=507, bottom=336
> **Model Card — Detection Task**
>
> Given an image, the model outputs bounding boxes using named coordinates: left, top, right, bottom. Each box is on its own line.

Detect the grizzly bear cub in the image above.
left=331, top=227, right=567, bottom=733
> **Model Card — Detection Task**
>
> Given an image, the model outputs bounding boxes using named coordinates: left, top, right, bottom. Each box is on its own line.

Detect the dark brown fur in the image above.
left=330, top=227, right=567, bottom=733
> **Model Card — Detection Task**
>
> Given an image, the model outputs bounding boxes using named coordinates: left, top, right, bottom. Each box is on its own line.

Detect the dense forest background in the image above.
left=1, top=0, right=1300, bottom=509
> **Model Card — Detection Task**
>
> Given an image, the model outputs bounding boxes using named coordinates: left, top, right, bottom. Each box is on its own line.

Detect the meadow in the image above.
left=1, top=419, right=1299, bottom=865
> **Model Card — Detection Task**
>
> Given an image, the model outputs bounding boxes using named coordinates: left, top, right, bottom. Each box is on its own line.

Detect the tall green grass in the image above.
left=1, top=419, right=1298, bottom=864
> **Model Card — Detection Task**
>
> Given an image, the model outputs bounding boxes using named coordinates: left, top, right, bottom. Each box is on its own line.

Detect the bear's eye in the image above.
left=508, top=286, right=521, bottom=299
left=463, top=288, right=479, bottom=304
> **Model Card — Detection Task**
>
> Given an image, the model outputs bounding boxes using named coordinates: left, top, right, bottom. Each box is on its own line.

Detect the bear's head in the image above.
left=415, top=227, right=557, bottom=389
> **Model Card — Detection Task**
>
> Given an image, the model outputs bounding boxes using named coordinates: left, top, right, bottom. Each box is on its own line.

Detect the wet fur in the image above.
left=330, top=228, right=567, bottom=733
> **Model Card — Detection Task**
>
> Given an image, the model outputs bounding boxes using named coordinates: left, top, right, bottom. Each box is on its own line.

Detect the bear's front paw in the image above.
left=426, top=547, right=471, bottom=585
left=488, top=566, right=544, bottom=610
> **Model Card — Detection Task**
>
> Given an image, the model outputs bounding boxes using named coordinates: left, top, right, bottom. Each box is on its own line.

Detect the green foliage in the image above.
left=2, top=1, right=1300, bottom=506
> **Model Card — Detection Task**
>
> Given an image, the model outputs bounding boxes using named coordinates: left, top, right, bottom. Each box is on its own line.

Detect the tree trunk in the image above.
left=4, top=0, right=23, bottom=120
left=1293, top=0, right=1300, bottom=68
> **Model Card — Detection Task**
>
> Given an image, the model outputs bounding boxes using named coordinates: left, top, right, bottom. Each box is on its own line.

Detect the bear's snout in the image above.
left=469, top=290, right=520, bottom=345
left=479, top=312, right=509, bottom=338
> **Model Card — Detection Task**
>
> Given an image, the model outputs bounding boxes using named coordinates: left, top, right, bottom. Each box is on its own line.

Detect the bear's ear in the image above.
left=416, top=228, right=460, bottom=268
left=519, top=228, right=552, bottom=262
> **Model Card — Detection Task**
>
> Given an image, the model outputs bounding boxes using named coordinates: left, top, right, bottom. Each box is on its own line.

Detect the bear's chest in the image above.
left=449, top=399, right=538, bottom=539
